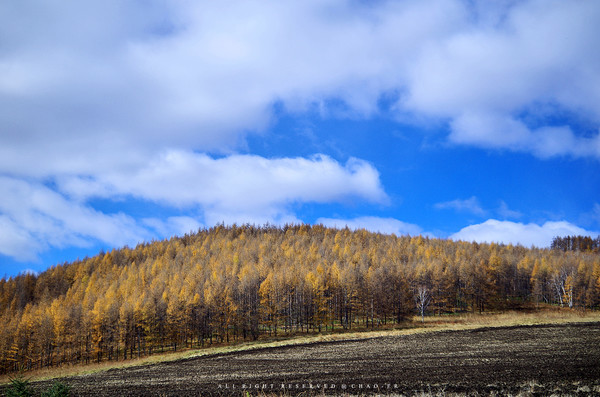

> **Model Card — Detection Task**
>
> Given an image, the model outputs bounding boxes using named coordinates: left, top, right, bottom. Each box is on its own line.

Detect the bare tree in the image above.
left=551, top=268, right=576, bottom=308
left=415, top=286, right=431, bottom=323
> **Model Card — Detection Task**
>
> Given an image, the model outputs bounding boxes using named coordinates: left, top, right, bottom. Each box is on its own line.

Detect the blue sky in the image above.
left=1, top=0, right=599, bottom=277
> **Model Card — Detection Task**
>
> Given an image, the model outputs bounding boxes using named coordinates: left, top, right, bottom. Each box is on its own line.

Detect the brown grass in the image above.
left=2, top=308, right=598, bottom=385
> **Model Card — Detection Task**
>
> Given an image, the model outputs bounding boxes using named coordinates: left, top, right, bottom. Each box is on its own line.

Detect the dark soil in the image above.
left=22, top=322, right=600, bottom=396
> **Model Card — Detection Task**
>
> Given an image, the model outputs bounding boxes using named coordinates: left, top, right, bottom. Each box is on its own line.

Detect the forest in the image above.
left=1, top=224, right=599, bottom=374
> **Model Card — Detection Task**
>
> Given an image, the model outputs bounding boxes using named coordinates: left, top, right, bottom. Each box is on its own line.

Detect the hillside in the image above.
left=1, top=224, right=599, bottom=374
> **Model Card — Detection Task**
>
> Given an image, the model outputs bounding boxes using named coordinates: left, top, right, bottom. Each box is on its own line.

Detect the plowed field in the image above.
left=24, top=322, right=600, bottom=396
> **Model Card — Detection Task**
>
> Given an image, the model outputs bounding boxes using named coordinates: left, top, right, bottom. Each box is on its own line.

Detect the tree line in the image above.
left=1, top=224, right=599, bottom=374
left=551, top=235, right=600, bottom=253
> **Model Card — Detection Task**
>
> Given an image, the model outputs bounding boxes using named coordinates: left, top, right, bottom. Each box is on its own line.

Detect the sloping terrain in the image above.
left=4, top=225, right=599, bottom=375
left=19, top=322, right=600, bottom=396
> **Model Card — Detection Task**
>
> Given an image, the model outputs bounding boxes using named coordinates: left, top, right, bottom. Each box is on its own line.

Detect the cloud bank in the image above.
left=451, top=219, right=600, bottom=248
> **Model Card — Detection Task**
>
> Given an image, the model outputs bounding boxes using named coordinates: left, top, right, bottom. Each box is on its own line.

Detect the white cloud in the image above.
left=0, top=215, right=37, bottom=261
left=0, top=153, right=387, bottom=261
left=434, top=196, right=486, bottom=216
left=403, top=0, right=600, bottom=158
left=450, top=219, right=599, bottom=248
left=317, top=216, right=423, bottom=236
left=0, top=177, right=150, bottom=261
left=2, top=0, right=597, bottom=182
left=57, top=151, right=387, bottom=213
left=449, top=112, right=600, bottom=158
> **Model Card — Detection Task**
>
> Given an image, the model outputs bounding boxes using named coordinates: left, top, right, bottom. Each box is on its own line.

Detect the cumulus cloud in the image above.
left=0, top=153, right=386, bottom=261
left=58, top=151, right=387, bottom=225
left=450, top=219, right=599, bottom=248
left=317, top=216, right=423, bottom=236
left=434, top=196, right=486, bottom=216
left=56, top=152, right=386, bottom=208
left=403, top=0, right=600, bottom=158
left=449, top=112, right=600, bottom=158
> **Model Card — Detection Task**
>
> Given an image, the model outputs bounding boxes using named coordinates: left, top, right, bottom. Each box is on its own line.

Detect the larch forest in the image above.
left=1, top=224, right=599, bottom=374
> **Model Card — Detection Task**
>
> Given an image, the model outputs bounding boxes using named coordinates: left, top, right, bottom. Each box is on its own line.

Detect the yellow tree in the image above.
left=305, top=263, right=330, bottom=332
left=15, top=304, right=35, bottom=370
left=585, top=260, right=600, bottom=309
left=259, top=272, right=279, bottom=336
left=238, top=262, right=260, bottom=340
left=50, top=298, right=70, bottom=365
left=31, top=304, right=55, bottom=368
